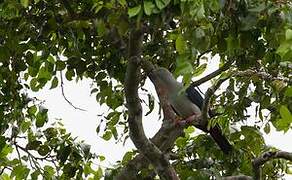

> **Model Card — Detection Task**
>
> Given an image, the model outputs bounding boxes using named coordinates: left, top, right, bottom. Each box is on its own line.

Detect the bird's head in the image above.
left=154, top=68, right=182, bottom=93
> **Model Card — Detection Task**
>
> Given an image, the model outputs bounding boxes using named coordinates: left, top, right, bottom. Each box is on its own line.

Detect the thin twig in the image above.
left=15, top=143, right=22, bottom=165
left=201, top=77, right=230, bottom=126
left=252, top=151, right=292, bottom=180
left=196, top=49, right=213, bottom=66
left=0, top=167, right=13, bottom=175
left=235, top=69, right=291, bottom=83
left=59, top=72, right=86, bottom=111
left=222, top=175, right=253, bottom=180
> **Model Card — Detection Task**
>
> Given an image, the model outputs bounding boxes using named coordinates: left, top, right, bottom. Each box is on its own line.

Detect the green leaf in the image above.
left=264, top=123, right=270, bottom=134
left=196, top=4, right=205, bottom=19
left=38, top=66, right=52, bottom=80
left=184, top=126, right=195, bottom=134
left=44, top=128, right=58, bottom=140
left=97, top=20, right=107, bottom=36
left=193, top=63, right=207, bottom=76
left=30, top=78, right=39, bottom=92
left=44, top=165, right=55, bottom=179
left=35, top=111, right=48, bottom=128
left=122, top=151, right=134, bottom=165
left=145, top=94, right=154, bottom=116
left=26, top=140, right=42, bottom=150
left=81, top=143, right=91, bottom=159
left=57, top=146, right=71, bottom=164
left=284, top=86, right=292, bottom=97
left=274, top=118, right=290, bottom=132
left=176, top=35, right=187, bottom=54
left=286, top=29, right=292, bottom=41
left=11, top=165, right=30, bottom=179
left=279, top=105, right=292, bottom=121
left=0, top=136, right=6, bottom=153
left=38, top=145, right=50, bottom=156
left=119, top=0, right=127, bottom=6
left=20, top=0, right=29, bottom=8
left=31, top=170, right=41, bottom=180
left=28, top=105, right=37, bottom=115
left=102, top=130, right=112, bottom=141
left=144, top=1, right=155, bottom=16
left=155, top=0, right=170, bottom=10
left=128, top=5, right=141, bottom=17
left=99, top=155, right=105, bottom=161
left=1, top=145, right=13, bottom=156
left=20, top=121, right=31, bottom=133
left=108, top=112, right=120, bottom=128
left=175, top=61, right=193, bottom=77
left=56, top=60, right=66, bottom=71
left=175, top=137, right=188, bottom=148
left=50, top=76, right=58, bottom=89
left=276, top=41, right=292, bottom=59
left=65, top=69, right=75, bottom=81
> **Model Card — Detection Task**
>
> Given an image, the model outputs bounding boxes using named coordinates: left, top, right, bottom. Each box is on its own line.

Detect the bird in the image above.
left=154, top=67, right=232, bottom=154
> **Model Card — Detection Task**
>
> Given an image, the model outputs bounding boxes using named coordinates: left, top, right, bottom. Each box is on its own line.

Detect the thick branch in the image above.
left=124, top=30, right=178, bottom=180
left=252, top=151, right=292, bottom=180
left=117, top=60, right=183, bottom=179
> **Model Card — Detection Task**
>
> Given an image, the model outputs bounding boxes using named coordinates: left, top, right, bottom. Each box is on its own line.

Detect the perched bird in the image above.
left=154, top=67, right=232, bottom=154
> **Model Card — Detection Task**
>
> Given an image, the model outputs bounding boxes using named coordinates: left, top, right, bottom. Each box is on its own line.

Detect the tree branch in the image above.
left=201, top=76, right=230, bottom=126
left=124, top=29, right=179, bottom=180
left=222, top=175, right=252, bottom=180
left=118, top=59, right=232, bottom=179
left=252, top=151, right=292, bottom=180
left=59, top=72, right=86, bottom=111
left=235, top=69, right=291, bottom=83
left=191, top=60, right=233, bottom=87
left=196, top=49, right=212, bottom=66
left=117, top=59, right=184, bottom=179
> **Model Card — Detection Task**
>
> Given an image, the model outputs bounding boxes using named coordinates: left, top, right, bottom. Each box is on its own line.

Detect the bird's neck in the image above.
left=168, top=82, right=184, bottom=96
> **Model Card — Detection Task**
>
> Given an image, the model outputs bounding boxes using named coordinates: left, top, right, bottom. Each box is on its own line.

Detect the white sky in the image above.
left=29, top=57, right=292, bottom=178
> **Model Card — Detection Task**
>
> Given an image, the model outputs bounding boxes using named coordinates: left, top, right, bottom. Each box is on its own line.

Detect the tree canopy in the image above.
left=0, top=0, right=292, bottom=179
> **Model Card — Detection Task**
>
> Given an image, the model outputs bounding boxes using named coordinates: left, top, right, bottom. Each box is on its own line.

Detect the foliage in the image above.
left=0, top=0, right=291, bottom=179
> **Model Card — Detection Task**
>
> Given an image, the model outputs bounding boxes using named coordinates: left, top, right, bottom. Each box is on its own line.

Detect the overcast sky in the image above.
left=29, top=57, right=292, bottom=178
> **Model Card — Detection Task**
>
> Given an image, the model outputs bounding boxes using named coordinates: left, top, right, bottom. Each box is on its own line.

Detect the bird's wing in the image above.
left=186, top=86, right=215, bottom=117
left=186, top=85, right=232, bottom=154
left=185, top=86, right=204, bottom=110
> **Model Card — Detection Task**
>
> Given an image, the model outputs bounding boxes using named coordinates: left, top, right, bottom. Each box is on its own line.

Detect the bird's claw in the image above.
left=175, top=114, right=197, bottom=126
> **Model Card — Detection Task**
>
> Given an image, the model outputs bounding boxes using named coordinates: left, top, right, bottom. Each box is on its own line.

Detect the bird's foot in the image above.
left=175, top=114, right=197, bottom=126
left=174, top=116, right=183, bottom=125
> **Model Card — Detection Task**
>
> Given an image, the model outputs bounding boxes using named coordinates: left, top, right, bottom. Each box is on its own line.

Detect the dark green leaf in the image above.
left=26, top=140, right=42, bottom=150
left=102, top=130, right=112, bottom=141
left=57, top=146, right=72, bottom=164
left=50, top=76, right=58, bottom=89
left=38, top=145, right=50, bottom=156
left=0, top=136, right=6, bottom=153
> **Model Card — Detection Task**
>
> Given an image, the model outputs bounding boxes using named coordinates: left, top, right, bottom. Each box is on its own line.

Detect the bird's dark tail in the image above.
left=209, top=125, right=232, bottom=154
